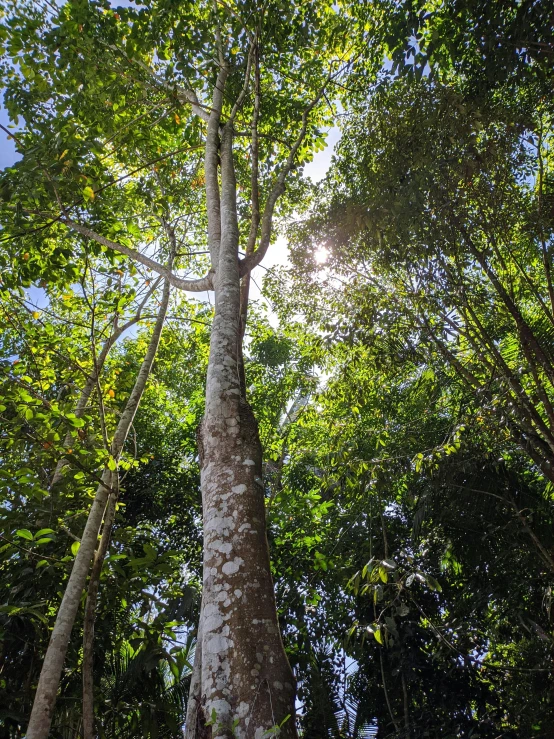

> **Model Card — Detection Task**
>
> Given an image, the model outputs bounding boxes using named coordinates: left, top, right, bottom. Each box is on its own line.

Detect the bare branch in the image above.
left=60, top=217, right=213, bottom=292
left=239, top=70, right=336, bottom=276
left=205, top=60, right=229, bottom=271
left=238, top=40, right=260, bottom=395
left=213, top=0, right=226, bottom=68
left=228, top=40, right=256, bottom=125
left=245, top=40, right=261, bottom=259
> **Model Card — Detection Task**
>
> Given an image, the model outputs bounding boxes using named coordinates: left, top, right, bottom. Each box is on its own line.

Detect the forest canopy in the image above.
left=0, top=0, right=553, bottom=737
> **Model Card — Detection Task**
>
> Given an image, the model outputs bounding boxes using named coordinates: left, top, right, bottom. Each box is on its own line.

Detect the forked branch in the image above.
left=240, top=68, right=339, bottom=276
left=61, top=217, right=213, bottom=292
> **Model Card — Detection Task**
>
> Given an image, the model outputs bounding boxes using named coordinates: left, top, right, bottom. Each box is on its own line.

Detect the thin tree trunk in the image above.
left=82, top=481, right=117, bottom=739
left=460, top=227, right=554, bottom=390
left=185, top=126, right=296, bottom=738
left=49, top=353, right=104, bottom=491
left=50, top=280, right=160, bottom=490
left=418, top=310, right=554, bottom=482
left=401, top=669, right=410, bottom=738
left=379, top=650, right=399, bottom=735
left=26, top=278, right=172, bottom=739
left=184, top=596, right=206, bottom=737
left=507, top=492, right=554, bottom=574
left=238, top=41, right=260, bottom=398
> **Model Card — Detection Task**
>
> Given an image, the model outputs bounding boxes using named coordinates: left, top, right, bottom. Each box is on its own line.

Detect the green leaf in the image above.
left=35, top=528, right=55, bottom=538
left=425, top=574, right=442, bottom=592
left=16, top=529, right=33, bottom=541
left=71, top=541, right=81, bottom=556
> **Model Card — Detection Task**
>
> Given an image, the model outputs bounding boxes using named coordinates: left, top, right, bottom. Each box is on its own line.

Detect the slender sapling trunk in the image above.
left=26, top=278, right=172, bottom=738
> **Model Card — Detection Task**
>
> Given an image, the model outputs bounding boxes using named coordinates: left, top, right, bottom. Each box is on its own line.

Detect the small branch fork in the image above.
left=59, top=217, right=214, bottom=292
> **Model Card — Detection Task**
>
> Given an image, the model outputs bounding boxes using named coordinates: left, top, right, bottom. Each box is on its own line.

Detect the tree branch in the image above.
left=60, top=217, right=213, bottom=292
left=239, top=71, right=335, bottom=275
left=228, top=40, right=256, bottom=125
left=238, top=39, right=261, bottom=395
left=99, top=41, right=211, bottom=123
left=205, top=58, right=229, bottom=272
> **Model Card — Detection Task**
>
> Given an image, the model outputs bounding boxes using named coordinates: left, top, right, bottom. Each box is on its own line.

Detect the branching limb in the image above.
left=245, top=39, right=261, bottom=260
left=205, top=57, right=229, bottom=272
left=240, top=69, right=338, bottom=275
left=49, top=277, right=163, bottom=490
left=99, top=42, right=211, bottom=123
left=238, top=40, right=260, bottom=395
left=60, top=217, right=213, bottom=292
left=458, top=222, right=554, bottom=391
left=82, top=477, right=118, bottom=739
left=27, top=254, right=174, bottom=739
left=228, top=39, right=256, bottom=125
left=213, top=0, right=226, bottom=68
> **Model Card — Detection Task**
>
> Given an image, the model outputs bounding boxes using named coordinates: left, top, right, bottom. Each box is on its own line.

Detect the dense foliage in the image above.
left=1, top=0, right=553, bottom=737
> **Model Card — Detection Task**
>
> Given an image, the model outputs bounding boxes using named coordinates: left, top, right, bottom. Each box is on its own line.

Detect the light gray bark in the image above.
left=204, top=63, right=228, bottom=272
left=82, top=481, right=117, bottom=739
left=23, top=23, right=329, bottom=735
left=238, top=82, right=328, bottom=277
left=185, top=123, right=296, bottom=739
left=61, top=216, right=213, bottom=292
left=36, top=38, right=323, bottom=739
left=184, top=595, right=205, bottom=736
left=238, top=42, right=260, bottom=396
left=26, top=278, right=172, bottom=739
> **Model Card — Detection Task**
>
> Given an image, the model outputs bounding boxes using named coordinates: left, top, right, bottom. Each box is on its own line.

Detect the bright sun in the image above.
left=314, top=246, right=330, bottom=264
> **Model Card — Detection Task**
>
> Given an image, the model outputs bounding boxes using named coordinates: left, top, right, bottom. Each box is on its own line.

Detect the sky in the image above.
left=250, top=126, right=340, bottom=277
left=0, top=107, right=18, bottom=170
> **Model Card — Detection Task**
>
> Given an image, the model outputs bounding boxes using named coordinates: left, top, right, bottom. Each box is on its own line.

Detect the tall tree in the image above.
left=0, top=0, right=382, bottom=735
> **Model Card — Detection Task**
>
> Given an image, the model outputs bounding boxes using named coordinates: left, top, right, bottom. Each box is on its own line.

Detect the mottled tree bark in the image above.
left=179, top=35, right=331, bottom=737
left=29, top=29, right=325, bottom=737
left=194, top=400, right=296, bottom=738
left=185, top=122, right=296, bottom=738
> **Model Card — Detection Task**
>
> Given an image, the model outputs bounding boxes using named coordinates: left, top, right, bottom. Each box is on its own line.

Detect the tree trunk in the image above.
left=49, top=354, right=102, bottom=491
left=50, top=280, right=159, bottom=490
left=82, top=484, right=117, bottom=739
left=26, top=278, right=171, bottom=739
left=185, top=127, right=296, bottom=738
left=184, top=602, right=206, bottom=736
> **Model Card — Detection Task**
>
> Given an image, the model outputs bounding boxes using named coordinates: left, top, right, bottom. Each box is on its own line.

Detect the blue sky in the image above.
left=0, top=105, right=19, bottom=170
